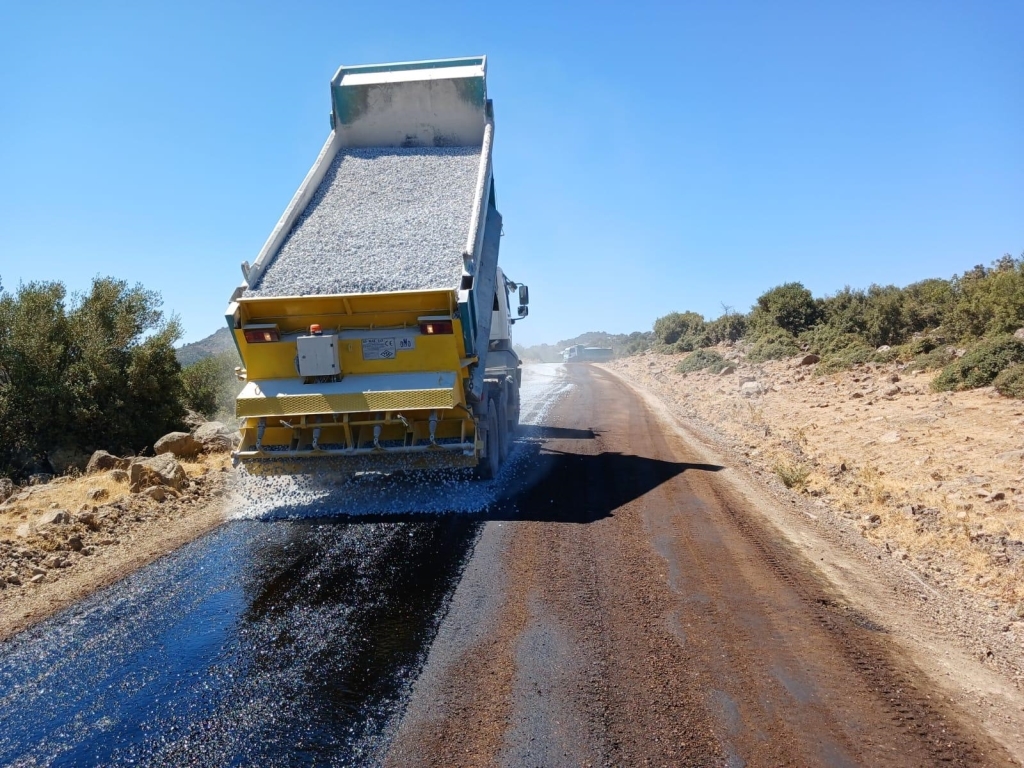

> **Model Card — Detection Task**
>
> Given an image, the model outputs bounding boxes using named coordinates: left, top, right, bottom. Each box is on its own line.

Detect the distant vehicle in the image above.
left=562, top=345, right=614, bottom=363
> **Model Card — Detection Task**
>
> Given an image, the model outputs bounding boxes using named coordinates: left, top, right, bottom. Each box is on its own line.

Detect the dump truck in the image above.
left=224, top=56, right=528, bottom=478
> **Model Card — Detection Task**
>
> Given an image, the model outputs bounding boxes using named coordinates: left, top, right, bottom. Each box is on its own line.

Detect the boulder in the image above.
left=0, top=478, right=14, bottom=504
left=39, top=509, right=70, bottom=526
left=798, top=354, right=820, bottom=366
left=129, top=455, right=188, bottom=493
left=86, top=451, right=129, bottom=474
left=154, top=432, right=202, bottom=459
left=1015, top=328, right=1024, bottom=341
left=48, top=446, right=89, bottom=475
left=142, top=486, right=169, bottom=502
left=86, top=487, right=108, bottom=502
left=27, top=473, right=53, bottom=486
left=107, top=469, right=130, bottom=483
left=192, top=421, right=236, bottom=453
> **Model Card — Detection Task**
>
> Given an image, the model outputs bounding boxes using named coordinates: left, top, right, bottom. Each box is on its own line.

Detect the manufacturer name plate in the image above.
left=361, top=336, right=415, bottom=360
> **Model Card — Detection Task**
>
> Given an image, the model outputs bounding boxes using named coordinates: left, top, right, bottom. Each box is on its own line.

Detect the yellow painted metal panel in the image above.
left=236, top=387, right=456, bottom=418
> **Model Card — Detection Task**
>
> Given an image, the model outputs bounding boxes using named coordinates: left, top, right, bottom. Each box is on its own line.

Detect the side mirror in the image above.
left=517, top=305, right=529, bottom=318
left=518, top=285, right=529, bottom=306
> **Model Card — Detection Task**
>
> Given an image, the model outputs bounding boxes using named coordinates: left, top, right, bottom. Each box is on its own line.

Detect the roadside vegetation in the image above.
left=649, top=254, right=1024, bottom=397
left=0, top=276, right=239, bottom=480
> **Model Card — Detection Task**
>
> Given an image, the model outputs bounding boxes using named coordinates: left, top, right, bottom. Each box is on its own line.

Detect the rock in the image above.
left=154, top=432, right=202, bottom=459
left=142, top=486, right=169, bottom=502
left=86, top=487, right=108, bottom=502
left=107, top=469, right=130, bottom=483
left=888, top=373, right=901, bottom=383
left=48, top=446, right=89, bottom=475
left=7, top=574, right=22, bottom=585
left=27, top=473, right=53, bottom=486
left=129, top=455, right=187, bottom=493
left=995, top=450, right=1024, bottom=462
left=985, top=491, right=1006, bottom=502
left=879, top=431, right=901, bottom=444
left=850, top=392, right=864, bottom=399
left=183, top=408, right=207, bottom=430
left=0, top=477, right=14, bottom=503
left=39, top=509, right=70, bottom=526
left=1014, top=328, right=1024, bottom=341
left=86, top=451, right=129, bottom=474
left=799, top=354, right=820, bottom=366
left=883, top=386, right=901, bottom=397
left=193, top=422, right=235, bottom=453
left=719, top=366, right=736, bottom=376
left=76, top=511, right=100, bottom=530
left=876, top=345, right=891, bottom=353
left=67, top=536, right=84, bottom=552
left=30, top=573, right=45, bottom=584
left=740, top=381, right=764, bottom=397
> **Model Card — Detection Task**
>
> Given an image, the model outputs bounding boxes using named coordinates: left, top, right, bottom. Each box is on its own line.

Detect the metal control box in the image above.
left=296, top=334, right=339, bottom=377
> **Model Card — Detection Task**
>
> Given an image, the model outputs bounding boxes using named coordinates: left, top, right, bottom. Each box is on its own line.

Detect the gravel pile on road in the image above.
left=247, top=147, right=481, bottom=297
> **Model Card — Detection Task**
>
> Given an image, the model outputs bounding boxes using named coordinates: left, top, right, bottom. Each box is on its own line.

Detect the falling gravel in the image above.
left=247, top=146, right=482, bottom=297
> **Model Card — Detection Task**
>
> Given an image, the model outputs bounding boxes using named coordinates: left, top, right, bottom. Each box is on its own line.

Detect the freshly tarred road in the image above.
left=387, top=363, right=1013, bottom=767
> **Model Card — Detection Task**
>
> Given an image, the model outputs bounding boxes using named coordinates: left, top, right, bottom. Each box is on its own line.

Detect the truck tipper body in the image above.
left=225, top=57, right=527, bottom=477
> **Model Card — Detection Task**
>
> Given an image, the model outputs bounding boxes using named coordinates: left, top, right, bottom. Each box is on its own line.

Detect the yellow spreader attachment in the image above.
left=234, top=372, right=480, bottom=475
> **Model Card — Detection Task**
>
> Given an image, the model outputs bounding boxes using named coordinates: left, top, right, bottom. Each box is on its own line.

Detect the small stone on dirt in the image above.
left=879, top=431, right=901, bottom=444
left=30, top=573, right=45, bottom=584
left=86, top=487, right=108, bottom=502
left=39, top=509, right=70, bottom=526
left=68, top=536, right=84, bottom=552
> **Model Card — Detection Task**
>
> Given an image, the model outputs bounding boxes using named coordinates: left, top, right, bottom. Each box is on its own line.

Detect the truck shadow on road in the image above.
left=491, top=445, right=724, bottom=524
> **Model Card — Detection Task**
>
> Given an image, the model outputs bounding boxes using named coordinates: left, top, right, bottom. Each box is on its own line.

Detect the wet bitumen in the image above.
left=0, top=517, right=480, bottom=767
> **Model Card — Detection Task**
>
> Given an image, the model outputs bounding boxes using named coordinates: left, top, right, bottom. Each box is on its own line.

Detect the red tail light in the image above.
left=419, top=320, right=453, bottom=335
left=243, top=326, right=280, bottom=343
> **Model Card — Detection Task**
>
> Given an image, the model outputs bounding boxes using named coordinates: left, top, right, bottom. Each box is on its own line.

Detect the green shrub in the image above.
left=932, top=335, right=1024, bottom=392
left=676, top=349, right=729, bottom=373
left=749, top=282, right=820, bottom=336
left=181, top=352, right=241, bottom=420
left=746, top=327, right=800, bottom=362
left=0, top=277, right=184, bottom=478
left=993, top=364, right=1024, bottom=399
left=706, top=312, right=748, bottom=344
left=906, top=345, right=956, bottom=372
left=816, top=343, right=875, bottom=374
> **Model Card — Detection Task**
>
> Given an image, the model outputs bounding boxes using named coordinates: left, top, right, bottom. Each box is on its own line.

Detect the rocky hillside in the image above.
left=176, top=327, right=236, bottom=367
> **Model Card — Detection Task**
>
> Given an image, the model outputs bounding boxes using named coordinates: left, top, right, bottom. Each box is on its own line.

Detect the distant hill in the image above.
left=515, top=331, right=652, bottom=363
left=176, top=327, right=237, bottom=367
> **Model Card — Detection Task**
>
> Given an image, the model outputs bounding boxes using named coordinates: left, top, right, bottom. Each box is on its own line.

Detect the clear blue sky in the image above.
left=1, top=1, right=1021, bottom=347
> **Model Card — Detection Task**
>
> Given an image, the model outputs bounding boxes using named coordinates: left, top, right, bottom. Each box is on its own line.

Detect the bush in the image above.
left=944, top=256, right=1024, bottom=341
left=906, top=345, right=956, bottom=372
left=654, top=311, right=709, bottom=351
left=181, top=352, right=241, bottom=420
left=0, top=277, right=184, bottom=479
left=706, top=312, right=748, bottom=344
left=816, top=343, right=875, bottom=374
left=993, top=364, right=1024, bottom=399
left=676, top=349, right=729, bottom=374
left=932, top=335, right=1024, bottom=392
left=746, top=327, right=800, bottom=362
left=774, top=462, right=810, bottom=489
left=750, top=283, right=820, bottom=336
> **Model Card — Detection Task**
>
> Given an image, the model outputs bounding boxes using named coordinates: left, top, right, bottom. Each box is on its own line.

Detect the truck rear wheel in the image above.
left=477, top=405, right=500, bottom=480
left=497, top=390, right=510, bottom=463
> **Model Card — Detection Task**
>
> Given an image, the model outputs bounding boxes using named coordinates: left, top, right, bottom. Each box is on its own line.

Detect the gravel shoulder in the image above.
left=0, top=455, right=231, bottom=640
left=389, top=364, right=1020, bottom=766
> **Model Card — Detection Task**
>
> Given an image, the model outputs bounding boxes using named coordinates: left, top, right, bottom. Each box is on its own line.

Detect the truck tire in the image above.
left=477, top=405, right=500, bottom=480
left=497, top=389, right=510, bottom=463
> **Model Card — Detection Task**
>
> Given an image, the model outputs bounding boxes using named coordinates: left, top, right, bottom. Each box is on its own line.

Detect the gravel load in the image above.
left=246, top=146, right=482, bottom=297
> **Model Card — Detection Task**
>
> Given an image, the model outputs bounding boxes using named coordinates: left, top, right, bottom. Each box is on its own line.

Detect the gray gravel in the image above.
left=247, top=146, right=481, bottom=297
